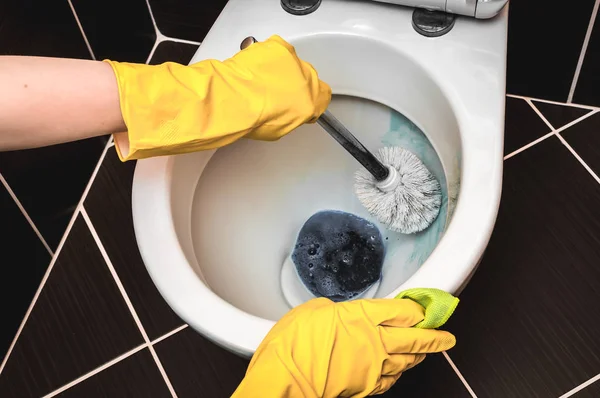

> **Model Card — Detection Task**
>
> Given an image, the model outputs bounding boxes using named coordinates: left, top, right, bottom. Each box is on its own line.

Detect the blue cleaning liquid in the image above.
left=381, top=109, right=449, bottom=266
left=291, top=210, right=384, bottom=302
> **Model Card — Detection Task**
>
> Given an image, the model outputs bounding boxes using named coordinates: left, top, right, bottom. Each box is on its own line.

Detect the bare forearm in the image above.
left=0, top=56, right=125, bottom=150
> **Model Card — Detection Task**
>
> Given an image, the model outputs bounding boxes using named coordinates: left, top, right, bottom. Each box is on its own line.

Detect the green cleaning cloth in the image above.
left=395, top=288, right=459, bottom=329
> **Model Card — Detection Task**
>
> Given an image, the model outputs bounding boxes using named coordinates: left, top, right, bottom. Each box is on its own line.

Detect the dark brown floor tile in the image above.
left=57, top=349, right=171, bottom=398
left=560, top=112, right=600, bottom=175
left=0, top=215, right=143, bottom=398
left=154, top=327, right=248, bottom=397
left=70, top=0, right=155, bottom=62
left=150, top=41, right=199, bottom=65
left=446, top=137, right=600, bottom=397
left=0, top=137, right=108, bottom=249
left=0, top=184, right=51, bottom=363
left=507, top=0, right=596, bottom=102
left=0, top=0, right=90, bottom=58
left=382, top=353, right=471, bottom=397
left=532, top=101, right=592, bottom=130
left=149, top=0, right=229, bottom=42
left=85, top=148, right=184, bottom=339
left=504, top=97, right=551, bottom=155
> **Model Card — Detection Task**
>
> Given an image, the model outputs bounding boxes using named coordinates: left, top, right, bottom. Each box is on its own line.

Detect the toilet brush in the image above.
left=239, top=36, right=441, bottom=234
left=318, top=110, right=441, bottom=234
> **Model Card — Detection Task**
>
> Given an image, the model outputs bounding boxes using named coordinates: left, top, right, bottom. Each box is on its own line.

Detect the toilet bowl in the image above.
left=132, top=0, right=507, bottom=357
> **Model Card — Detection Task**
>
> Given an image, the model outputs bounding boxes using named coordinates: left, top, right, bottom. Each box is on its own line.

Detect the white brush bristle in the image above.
left=354, top=146, right=442, bottom=234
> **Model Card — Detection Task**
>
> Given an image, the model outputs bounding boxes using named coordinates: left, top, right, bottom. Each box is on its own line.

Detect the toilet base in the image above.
left=454, top=253, right=486, bottom=296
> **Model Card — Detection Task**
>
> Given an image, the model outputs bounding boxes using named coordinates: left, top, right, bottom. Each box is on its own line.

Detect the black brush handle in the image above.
left=318, top=110, right=390, bottom=181
left=238, top=36, right=389, bottom=181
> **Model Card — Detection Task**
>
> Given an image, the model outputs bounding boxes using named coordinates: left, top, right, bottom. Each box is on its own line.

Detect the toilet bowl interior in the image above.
left=168, top=34, right=462, bottom=321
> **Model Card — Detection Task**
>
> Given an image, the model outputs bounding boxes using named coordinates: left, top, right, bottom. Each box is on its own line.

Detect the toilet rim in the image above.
left=133, top=13, right=505, bottom=355
left=133, top=126, right=501, bottom=357
left=132, top=95, right=502, bottom=358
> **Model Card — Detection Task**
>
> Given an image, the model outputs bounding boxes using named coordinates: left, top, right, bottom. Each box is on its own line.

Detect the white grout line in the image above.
left=80, top=209, right=151, bottom=342
left=549, top=109, right=598, bottom=136
left=525, top=99, right=556, bottom=130
left=145, top=35, right=202, bottom=65
left=504, top=132, right=555, bottom=161
left=142, top=0, right=170, bottom=65
left=0, top=140, right=113, bottom=376
left=142, top=0, right=202, bottom=64
left=556, top=132, right=600, bottom=185
left=148, top=346, right=178, bottom=397
left=524, top=100, right=600, bottom=185
left=0, top=208, right=80, bottom=374
left=567, top=0, right=600, bottom=103
left=42, top=325, right=188, bottom=398
left=559, top=373, right=600, bottom=398
left=143, top=0, right=202, bottom=46
left=151, top=324, right=189, bottom=346
left=0, top=174, right=53, bottom=256
left=65, top=0, right=96, bottom=60
left=161, top=36, right=202, bottom=46
left=507, top=93, right=600, bottom=111
left=144, top=0, right=163, bottom=38
left=81, top=208, right=178, bottom=397
left=42, top=344, right=147, bottom=398
left=142, top=0, right=201, bottom=65
left=443, top=352, right=478, bottom=398
left=505, top=105, right=599, bottom=161
left=145, top=38, right=161, bottom=65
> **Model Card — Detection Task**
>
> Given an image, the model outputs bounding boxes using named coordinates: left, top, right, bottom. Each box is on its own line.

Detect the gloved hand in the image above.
left=231, top=296, right=456, bottom=398
left=105, top=35, right=331, bottom=161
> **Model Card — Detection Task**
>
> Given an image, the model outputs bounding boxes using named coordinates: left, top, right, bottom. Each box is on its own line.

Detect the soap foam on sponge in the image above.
left=292, top=210, right=385, bottom=302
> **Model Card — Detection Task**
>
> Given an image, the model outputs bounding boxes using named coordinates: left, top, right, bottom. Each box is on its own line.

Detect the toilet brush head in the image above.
left=354, top=146, right=442, bottom=234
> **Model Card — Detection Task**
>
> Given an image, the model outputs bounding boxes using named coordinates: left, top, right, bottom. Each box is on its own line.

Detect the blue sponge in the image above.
left=292, top=210, right=384, bottom=302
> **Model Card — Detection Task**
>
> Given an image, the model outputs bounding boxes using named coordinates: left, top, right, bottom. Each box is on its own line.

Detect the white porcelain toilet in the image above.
left=132, top=0, right=507, bottom=357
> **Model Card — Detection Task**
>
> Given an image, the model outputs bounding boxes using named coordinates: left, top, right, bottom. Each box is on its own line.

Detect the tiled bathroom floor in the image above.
left=3, top=46, right=600, bottom=397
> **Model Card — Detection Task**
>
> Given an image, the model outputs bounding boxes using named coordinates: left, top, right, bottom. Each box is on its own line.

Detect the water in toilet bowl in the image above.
left=291, top=210, right=385, bottom=302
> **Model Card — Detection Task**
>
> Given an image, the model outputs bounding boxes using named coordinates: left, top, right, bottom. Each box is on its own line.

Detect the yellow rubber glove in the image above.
left=105, top=35, right=331, bottom=161
left=231, top=297, right=456, bottom=398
